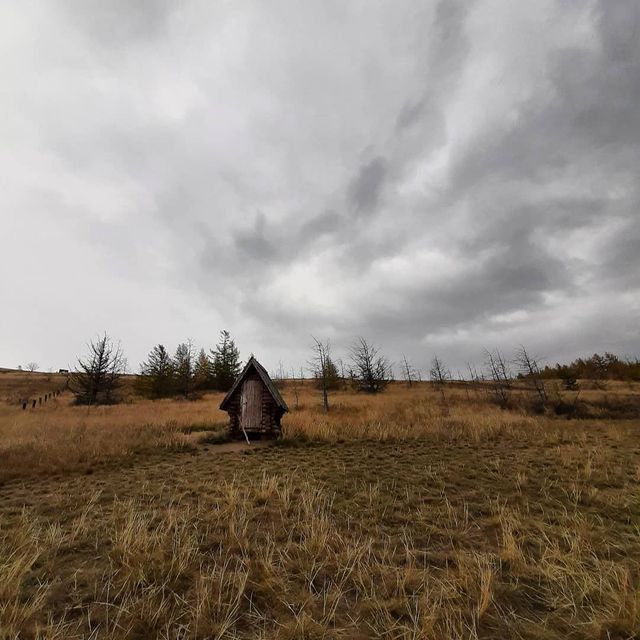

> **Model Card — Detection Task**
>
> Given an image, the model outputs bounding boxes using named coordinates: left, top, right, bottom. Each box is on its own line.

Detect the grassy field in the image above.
left=1, top=374, right=640, bottom=638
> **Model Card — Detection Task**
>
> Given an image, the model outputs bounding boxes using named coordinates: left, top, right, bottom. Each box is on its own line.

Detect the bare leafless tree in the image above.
left=70, top=333, right=125, bottom=405
left=484, top=348, right=511, bottom=407
left=430, top=355, right=451, bottom=408
left=290, top=366, right=300, bottom=410
left=272, top=360, right=287, bottom=389
left=350, top=337, right=391, bottom=394
left=456, top=369, right=471, bottom=401
left=401, top=354, right=419, bottom=388
left=337, top=358, right=347, bottom=389
left=430, top=355, right=451, bottom=385
left=25, top=362, right=38, bottom=373
left=514, top=345, right=547, bottom=404
left=309, top=337, right=333, bottom=412
left=466, top=362, right=483, bottom=399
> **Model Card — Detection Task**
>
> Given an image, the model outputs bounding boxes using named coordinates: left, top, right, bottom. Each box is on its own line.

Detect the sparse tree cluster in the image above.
left=540, top=352, right=640, bottom=383
left=484, top=348, right=512, bottom=408
left=303, top=337, right=393, bottom=411
left=68, top=325, right=637, bottom=415
left=514, top=345, right=547, bottom=403
left=139, top=330, right=242, bottom=399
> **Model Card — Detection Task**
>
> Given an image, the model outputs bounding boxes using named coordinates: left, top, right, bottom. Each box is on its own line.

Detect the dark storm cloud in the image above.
left=180, top=0, right=640, bottom=369
left=600, top=217, right=640, bottom=287
left=1, top=0, right=639, bottom=373
left=450, top=4, right=640, bottom=194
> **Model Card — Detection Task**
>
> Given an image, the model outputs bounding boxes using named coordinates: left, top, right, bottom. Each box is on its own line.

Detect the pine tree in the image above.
left=350, top=337, right=390, bottom=394
left=193, top=348, right=212, bottom=390
left=71, top=333, right=126, bottom=405
left=324, top=357, right=342, bottom=390
left=312, top=353, right=341, bottom=391
left=210, top=330, right=241, bottom=391
left=139, top=344, right=175, bottom=398
left=174, top=340, right=196, bottom=398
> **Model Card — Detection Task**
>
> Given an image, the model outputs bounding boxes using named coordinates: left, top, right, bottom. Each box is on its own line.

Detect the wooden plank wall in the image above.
left=224, top=372, right=280, bottom=438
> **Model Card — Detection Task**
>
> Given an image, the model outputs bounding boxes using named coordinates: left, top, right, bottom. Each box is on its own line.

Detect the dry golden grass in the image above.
left=0, top=371, right=68, bottom=404
left=2, top=432, right=640, bottom=639
left=1, top=378, right=639, bottom=482
left=0, top=390, right=228, bottom=481
left=1, top=374, right=640, bottom=638
left=283, top=383, right=540, bottom=442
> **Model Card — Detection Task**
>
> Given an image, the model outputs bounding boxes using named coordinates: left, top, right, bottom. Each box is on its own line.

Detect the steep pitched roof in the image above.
left=219, top=356, right=289, bottom=412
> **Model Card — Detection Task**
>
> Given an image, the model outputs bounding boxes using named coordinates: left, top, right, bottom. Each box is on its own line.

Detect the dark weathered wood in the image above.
left=241, top=379, right=262, bottom=431
left=219, top=356, right=288, bottom=440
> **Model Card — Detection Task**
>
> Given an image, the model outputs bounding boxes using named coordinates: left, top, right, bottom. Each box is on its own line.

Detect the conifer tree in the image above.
left=140, top=344, right=174, bottom=398
left=350, top=337, right=390, bottom=394
left=194, top=348, right=212, bottom=390
left=71, top=333, right=126, bottom=405
left=210, top=330, right=241, bottom=391
left=174, top=340, right=196, bottom=398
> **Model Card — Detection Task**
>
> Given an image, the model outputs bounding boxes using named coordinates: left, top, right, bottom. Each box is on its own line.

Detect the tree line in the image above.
left=69, top=331, right=241, bottom=404
left=67, top=330, right=638, bottom=408
left=138, top=331, right=241, bottom=399
left=539, top=353, right=640, bottom=383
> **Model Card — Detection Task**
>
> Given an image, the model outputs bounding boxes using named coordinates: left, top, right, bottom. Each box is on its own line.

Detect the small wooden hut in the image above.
left=219, top=356, right=288, bottom=439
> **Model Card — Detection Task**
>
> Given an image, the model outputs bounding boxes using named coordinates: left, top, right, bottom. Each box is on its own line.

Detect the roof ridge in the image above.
left=219, top=356, right=289, bottom=412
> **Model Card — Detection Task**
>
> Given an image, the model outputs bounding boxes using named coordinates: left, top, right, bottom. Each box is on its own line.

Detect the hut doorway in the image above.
left=241, top=379, right=262, bottom=431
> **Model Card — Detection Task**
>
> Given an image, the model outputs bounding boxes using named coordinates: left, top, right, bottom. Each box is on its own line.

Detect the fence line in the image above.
left=20, top=386, right=67, bottom=410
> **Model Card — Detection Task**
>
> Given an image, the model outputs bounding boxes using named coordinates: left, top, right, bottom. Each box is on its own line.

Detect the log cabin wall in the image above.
left=227, top=394, right=241, bottom=438
left=226, top=372, right=280, bottom=437
left=219, top=356, right=288, bottom=440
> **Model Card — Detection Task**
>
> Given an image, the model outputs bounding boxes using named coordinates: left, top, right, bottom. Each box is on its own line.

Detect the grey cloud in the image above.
left=298, top=210, right=342, bottom=238
left=600, top=219, right=640, bottom=287
left=431, top=0, right=473, bottom=81
left=233, top=214, right=279, bottom=262
left=451, top=10, right=640, bottom=194
left=396, top=99, right=426, bottom=131
left=61, top=0, right=176, bottom=44
left=347, top=157, right=388, bottom=215
left=1, top=0, right=639, bottom=374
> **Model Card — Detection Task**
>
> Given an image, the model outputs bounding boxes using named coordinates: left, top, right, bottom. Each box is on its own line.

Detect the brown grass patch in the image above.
left=1, top=375, right=640, bottom=637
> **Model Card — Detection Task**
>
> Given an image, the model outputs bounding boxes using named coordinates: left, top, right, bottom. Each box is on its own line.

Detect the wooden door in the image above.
left=241, top=379, right=262, bottom=431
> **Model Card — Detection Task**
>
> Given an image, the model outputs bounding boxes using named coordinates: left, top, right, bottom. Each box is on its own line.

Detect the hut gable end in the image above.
left=219, top=356, right=288, bottom=439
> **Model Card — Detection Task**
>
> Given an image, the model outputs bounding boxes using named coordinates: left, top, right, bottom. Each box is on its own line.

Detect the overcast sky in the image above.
left=1, top=0, right=638, bottom=377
